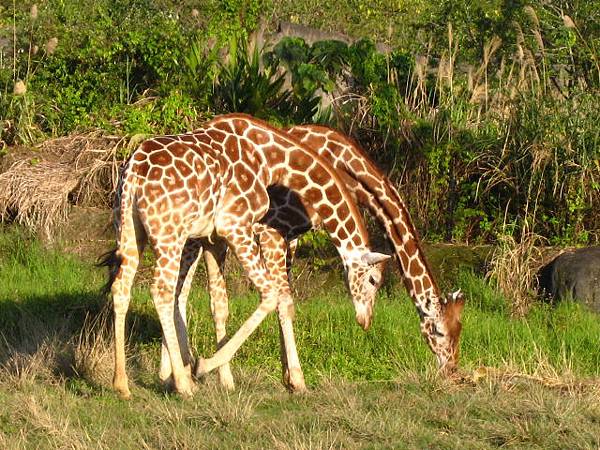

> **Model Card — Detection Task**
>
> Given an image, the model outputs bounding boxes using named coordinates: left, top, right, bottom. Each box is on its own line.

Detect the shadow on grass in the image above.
left=0, top=289, right=163, bottom=387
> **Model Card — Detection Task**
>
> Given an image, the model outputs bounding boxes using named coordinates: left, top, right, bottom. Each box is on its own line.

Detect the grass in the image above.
left=0, top=228, right=599, bottom=448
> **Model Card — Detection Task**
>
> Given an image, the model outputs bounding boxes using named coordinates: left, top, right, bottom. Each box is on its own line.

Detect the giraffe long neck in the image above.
left=288, top=125, right=442, bottom=313
left=201, top=115, right=372, bottom=264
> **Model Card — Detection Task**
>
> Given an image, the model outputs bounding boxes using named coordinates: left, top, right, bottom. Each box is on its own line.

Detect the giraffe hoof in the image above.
left=284, top=368, right=307, bottom=393
left=115, top=387, right=132, bottom=400
left=113, top=378, right=132, bottom=400
left=218, top=366, right=235, bottom=391
left=177, top=382, right=197, bottom=399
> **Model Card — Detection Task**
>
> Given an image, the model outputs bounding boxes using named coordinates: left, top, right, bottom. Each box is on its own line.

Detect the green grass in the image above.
left=0, top=228, right=599, bottom=448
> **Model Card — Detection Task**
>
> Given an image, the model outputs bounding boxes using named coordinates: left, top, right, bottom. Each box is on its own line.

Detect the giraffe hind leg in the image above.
left=111, top=208, right=147, bottom=399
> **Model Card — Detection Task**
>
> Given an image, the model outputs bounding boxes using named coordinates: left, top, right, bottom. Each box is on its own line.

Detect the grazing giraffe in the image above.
left=106, top=113, right=389, bottom=398
left=195, top=125, right=464, bottom=391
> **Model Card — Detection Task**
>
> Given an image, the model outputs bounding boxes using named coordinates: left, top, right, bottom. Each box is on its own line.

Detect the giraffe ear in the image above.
left=361, top=251, right=392, bottom=265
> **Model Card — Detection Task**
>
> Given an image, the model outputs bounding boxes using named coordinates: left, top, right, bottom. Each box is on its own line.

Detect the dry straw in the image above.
left=0, top=132, right=125, bottom=240
left=487, top=231, right=546, bottom=316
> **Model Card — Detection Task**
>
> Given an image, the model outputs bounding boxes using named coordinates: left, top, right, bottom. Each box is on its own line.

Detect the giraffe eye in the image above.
left=368, top=275, right=378, bottom=286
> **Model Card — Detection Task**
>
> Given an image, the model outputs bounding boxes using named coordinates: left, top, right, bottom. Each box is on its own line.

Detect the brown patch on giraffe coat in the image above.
left=319, top=204, right=334, bottom=218
left=346, top=218, right=356, bottom=234
left=180, top=135, right=197, bottom=144
left=142, top=140, right=163, bottom=152
left=149, top=150, right=172, bottom=166
left=207, top=128, right=227, bottom=143
left=213, top=119, right=235, bottom=134
left=301, top=134, right=327, bottom=151
left=399, top=251, right=410, bottom=269
left=232, top=119, right=250, bottom=135
left=404, top=239, right=417, bottom=256
left=302, top=187, right=322, bottom=204
left=287, top=151, right=314, bottom=171
left=262, top=145, right=285, bottom=166
left=348, top=158, right=365, bottom=173
left=170, top=142, right=189, bottom=158
left=236, top=168, right=254, bottom=191
left=409, top=258, right=424, bottom=277
left=308, top=167, right=330, bottom=186
left=247, top=127, right=270, bottom=145
left=195, top=133, right=211, bottom=146
left=413, top=278, right=423, bottom=294
left=423, top=277, right=432, bottom=291
left=324, top=185, right=342, bottom=205
left=134, top=161, right=150, bottom=178
left=148, top=166, right=163, bottom=181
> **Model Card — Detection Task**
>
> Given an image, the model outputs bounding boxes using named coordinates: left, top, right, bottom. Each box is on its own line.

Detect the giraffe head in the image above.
left=420, top=290, right=465, bottom=373
left=344, top=250, right=391, bottom=330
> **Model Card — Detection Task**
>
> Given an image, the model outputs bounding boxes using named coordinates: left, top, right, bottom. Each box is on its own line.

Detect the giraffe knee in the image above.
left=278, top=301, right=295, bottom=320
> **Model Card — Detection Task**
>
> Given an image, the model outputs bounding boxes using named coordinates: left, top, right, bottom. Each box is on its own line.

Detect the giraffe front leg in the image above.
left=259, top=227, right=306, bottom=392
left=204, top=239, right=235, bottom=390
left=195, top=224, right=279, bottom=377
left=112, top=259, right=135, bottom=399
left=159, top=239, right=203, bottom=390
left=152, top=241, right=196, bottom=398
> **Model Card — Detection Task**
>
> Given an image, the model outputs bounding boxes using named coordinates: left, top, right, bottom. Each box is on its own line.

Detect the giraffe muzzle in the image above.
left=355, top=312, right=372, bottom=331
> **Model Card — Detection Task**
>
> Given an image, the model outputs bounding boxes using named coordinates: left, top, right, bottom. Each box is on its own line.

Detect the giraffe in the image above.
left=105, top=113, right=389, bottom=398
left=195, top=124, right=464, bottom=391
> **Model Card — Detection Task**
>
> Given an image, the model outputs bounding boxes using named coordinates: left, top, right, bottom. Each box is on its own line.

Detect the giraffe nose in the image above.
left=355, top=312, right=372, bottom=331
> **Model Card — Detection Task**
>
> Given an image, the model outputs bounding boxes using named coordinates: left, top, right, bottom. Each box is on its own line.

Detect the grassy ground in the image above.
left=0, top=229, right=599, bottom=449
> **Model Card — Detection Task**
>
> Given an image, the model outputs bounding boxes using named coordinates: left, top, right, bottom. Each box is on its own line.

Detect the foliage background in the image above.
left=0, top=0, right=598, bottom=244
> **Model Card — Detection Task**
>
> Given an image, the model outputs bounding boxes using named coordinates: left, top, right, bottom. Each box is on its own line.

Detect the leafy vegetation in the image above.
left=1, top=0, right=599, bottom=243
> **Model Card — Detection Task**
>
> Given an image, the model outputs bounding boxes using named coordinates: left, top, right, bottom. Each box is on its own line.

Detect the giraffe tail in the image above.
left=97, top=156, right=139, bottom=297
left=97, top=248, right=123, bottom=297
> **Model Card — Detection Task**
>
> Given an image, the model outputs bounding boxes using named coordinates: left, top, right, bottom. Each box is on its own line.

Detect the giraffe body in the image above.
left=108, top=114, right=389, bottom=398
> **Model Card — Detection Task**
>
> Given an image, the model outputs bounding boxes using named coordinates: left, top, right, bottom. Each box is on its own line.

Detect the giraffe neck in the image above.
left=288, top=126, right=442, bottom=315
left=200, top=114, right=371, bottom=265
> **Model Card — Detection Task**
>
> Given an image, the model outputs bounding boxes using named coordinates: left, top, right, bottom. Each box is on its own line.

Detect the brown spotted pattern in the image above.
left=109, top=114, right=389, bottom=398
left=200, top=126, right=465, bottom=392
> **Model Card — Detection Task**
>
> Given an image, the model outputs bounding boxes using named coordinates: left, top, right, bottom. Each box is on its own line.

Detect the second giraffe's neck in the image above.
left=289, top=126, right=442, bottom=314
left=201, top=114, right=372, bottom=263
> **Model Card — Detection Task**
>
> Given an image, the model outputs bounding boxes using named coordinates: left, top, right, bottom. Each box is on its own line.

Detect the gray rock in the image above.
left=538, top=247, right=600, bottom=313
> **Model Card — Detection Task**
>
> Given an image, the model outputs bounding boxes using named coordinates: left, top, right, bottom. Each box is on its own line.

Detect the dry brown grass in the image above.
left=487, top=231, right=546, bottom=316
left=0, top=132, right=124, bottom=240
